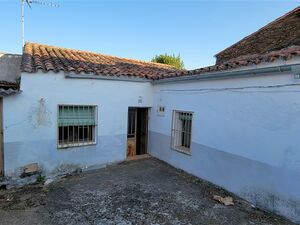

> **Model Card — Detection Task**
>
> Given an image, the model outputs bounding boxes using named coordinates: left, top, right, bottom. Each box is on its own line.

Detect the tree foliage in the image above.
left=151, top=54, right=184, bottom=69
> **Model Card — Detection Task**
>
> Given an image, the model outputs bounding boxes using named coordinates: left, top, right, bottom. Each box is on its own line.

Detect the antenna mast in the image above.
left=21, top=0, right=59, bottom=48
left=22, top=0, right=25, bottom=47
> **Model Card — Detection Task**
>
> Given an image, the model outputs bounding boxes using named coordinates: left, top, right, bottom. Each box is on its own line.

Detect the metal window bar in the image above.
left=62, top=106, right=64, bottom=146
left=72, top=106, right=75, bottom=143
left=176, top=111, right=180, bottom=147
left=182, top=112, right=185, bottom=148
left=171, top=111, right=193, bottom=152
left=58, top=105, right=97, bottom=148
left=67, top=105, right=70, bottom=145
left=82, top=107, right=84, bottom=142
left=77, top=105, right=79, bottom=143
left=171, top=112, right=173, bottom=147
left=171, top=111, right=175, bottom=148
left=87, top=106, right=90, bottom=143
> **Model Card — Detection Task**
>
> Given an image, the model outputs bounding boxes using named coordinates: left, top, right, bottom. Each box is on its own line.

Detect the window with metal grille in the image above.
left=58, top=105, right=97, bottom=148
left=171, top=110, right=193, bottom=153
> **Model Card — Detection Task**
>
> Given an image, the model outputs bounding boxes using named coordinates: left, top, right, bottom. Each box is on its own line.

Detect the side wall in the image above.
left=3, top=72, right=153, bottom=176
left=149, top=73, right=300, bottom=223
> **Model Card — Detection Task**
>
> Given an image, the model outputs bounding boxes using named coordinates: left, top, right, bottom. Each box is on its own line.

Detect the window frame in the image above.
left=171, top=110, right=193, bottom=155
left=127, top=108, right=137, bottom=138
left=57, top=104, right=98, bottom=149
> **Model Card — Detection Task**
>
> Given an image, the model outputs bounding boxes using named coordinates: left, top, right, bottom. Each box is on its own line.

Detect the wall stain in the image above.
left=241, top=187, right=300, bottom=223
left=28, top=98, right=52, bottom=128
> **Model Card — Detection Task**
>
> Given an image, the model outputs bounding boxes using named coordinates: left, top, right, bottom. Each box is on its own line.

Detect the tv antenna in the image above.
left=21, top=0, right=59, bottom=47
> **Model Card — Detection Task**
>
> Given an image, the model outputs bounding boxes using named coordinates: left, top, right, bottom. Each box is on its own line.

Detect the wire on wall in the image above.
left=157, top=83, right=300, bottom=94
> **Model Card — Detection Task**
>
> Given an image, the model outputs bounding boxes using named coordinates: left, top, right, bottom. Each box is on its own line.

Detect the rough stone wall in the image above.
left=0, top=53, right=21, bottom=82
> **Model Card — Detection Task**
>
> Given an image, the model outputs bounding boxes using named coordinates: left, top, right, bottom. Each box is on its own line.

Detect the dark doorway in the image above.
left=127, top=107, right=148, bottom=157
left=136, top=108, right=148, bottom=155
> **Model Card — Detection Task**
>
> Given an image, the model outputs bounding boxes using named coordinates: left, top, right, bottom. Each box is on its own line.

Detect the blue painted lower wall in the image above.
left=4, top=134, right=127, bottom=176
left=148, top=131, right=300, bottom=223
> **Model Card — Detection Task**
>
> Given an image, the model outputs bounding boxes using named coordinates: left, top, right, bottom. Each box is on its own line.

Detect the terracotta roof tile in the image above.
left=0, top=81, right=18, bottom=90
left=215, top=6, right=300, bottom=64
left=157, top=45, right=300, bottom=79
left=21, top=43, right=182, bottom=79
left=21, top=7, right=300, bottom=83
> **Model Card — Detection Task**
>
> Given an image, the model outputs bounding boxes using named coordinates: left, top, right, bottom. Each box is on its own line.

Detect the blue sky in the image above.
left=1, top=0, right=300, bottom=69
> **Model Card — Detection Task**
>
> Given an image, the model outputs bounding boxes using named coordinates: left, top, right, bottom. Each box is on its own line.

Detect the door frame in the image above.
left=0, top=97, right=4, bottom=177
left=127, top=107, right=137, bottom=157
left=127, top=107, right=149, bottom=157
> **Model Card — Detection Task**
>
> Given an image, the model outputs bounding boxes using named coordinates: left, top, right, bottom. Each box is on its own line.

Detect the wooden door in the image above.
left=0, top=97, right=3, bottom=177
left=136, top=108, right=148, bottom=155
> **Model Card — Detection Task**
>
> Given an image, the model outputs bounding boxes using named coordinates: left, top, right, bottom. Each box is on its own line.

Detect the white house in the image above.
left=1, top=6, right=300, bottom=223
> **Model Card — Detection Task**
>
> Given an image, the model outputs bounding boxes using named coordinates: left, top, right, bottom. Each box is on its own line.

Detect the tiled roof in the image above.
left=0, top=80, right=19, bottom=90
left=157, top=45, right=300, bottom=79
left=21, top=6, right=300, bottom=82
left=0, top=80, right=20, bottom=95
left=21, top=43, right=300, bottom=81
left=21, top=43, right=182, bottom=79
left=215, top=6, right=300, bottom=64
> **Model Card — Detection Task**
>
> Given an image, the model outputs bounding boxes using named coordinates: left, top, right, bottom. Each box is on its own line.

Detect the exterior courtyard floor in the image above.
left=0, top=157, right=296, bottom=225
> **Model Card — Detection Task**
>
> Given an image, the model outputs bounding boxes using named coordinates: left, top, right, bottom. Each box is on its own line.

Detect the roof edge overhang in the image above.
left=22, top=62, right=300, bottom=84
left=153, top=63, right=300, bottom=84
left=0, top=89, right=22, bottom=96
left=65, top=73, right=152, bottom=83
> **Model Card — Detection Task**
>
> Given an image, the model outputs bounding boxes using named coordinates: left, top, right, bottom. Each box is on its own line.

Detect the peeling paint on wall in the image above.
left=28, top=98, right=52, bottom=128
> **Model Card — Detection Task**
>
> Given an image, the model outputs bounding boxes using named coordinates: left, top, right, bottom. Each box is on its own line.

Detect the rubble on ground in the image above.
left=213, top=195, right=235, bottom=206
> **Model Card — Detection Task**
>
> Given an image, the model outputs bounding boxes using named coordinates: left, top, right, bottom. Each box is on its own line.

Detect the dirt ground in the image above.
left=0, top=158, right=296, bottom=225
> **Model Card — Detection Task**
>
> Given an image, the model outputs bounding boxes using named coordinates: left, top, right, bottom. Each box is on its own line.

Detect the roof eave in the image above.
left=0, top=89, right=22, bottom=96
left=153, top=63, right=300, bottom=84
left=65, top=73, right=152, bottom=83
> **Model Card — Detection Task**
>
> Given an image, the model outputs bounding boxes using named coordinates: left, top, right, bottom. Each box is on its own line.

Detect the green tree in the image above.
left=151, top=54, right=184, bottom=69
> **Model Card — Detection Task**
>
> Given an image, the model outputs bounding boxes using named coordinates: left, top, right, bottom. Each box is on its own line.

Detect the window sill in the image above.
left=171, top=146, right=192, bottom=156
left=58, top=142, right=96, bottom=149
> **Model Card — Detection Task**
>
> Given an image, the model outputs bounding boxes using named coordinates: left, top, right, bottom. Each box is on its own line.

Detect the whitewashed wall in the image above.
left=149, top=72, right=300, bottom=223
left=3, top=72, right=153, bottom=175
left=3, top=67, right=300, bottom=222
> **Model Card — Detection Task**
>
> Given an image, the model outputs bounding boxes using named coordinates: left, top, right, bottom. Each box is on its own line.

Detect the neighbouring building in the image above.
left=1, top=6, right=300, bottom=223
